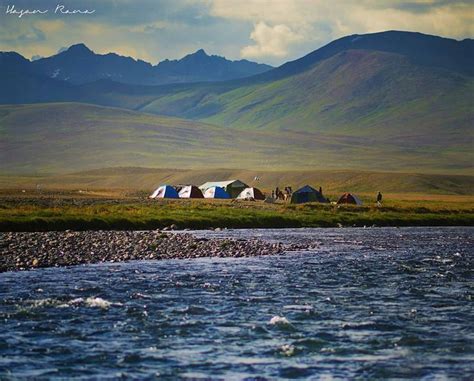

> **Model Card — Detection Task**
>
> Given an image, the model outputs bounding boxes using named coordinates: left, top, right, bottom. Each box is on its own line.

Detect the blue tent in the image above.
left=203, top=186, right=231, bottom=199
left=150, top=185, right=179, bottom=199
left=291, top=185, right=328, bottom=204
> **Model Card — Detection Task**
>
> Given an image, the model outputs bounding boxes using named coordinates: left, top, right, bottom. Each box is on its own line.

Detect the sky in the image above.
left=0, top=0, right=473, bottom=66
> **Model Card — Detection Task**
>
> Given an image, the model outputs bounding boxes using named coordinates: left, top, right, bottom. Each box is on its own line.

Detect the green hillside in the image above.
left=1, top=103, right=472, bottom=174
left=139, top=50, right=473, bottom=137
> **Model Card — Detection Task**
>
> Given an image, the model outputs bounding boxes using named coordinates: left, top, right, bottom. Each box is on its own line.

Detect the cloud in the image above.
left=345, top=3, right=474, bottom=39
left=36, top=20, right=65, bottom=33
left=211, top=0, right=474, bottom=63
left=241, top=22, right=303, bottom=58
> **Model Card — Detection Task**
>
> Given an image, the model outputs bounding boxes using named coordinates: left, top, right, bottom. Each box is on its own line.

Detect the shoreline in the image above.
left=1, top=230, right=304, bottom=273
left=2, top=214, right=473, bottom=232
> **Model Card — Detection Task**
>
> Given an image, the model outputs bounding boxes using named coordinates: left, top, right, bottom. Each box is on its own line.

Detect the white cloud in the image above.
left=241, top=21, right=303, bottom=58
left=346, top=4, right=474, bottom=39
left=210, top=0, right=474, bottom=62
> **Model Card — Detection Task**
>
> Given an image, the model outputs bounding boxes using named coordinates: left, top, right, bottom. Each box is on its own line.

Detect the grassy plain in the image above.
left=1, top=191, right=472, bottom=232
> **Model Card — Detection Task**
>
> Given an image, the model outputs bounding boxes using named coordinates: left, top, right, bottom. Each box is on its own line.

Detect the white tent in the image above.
left=236, top=187, right=265, bottom=200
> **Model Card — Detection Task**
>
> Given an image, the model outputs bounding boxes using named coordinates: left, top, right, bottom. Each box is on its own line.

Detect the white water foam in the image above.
left=268, top=315, right=291, bottom=326
left=56, top=297, right=121, bottom=309
left=279, top=344, right=296, bottom=356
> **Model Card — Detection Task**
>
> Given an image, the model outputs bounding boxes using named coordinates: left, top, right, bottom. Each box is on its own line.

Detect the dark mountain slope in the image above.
left=252, top=30, right=474, bottom=83
left=29, top=45, right=272, bottom=85
left=31, top=43, right=155, bottom=85
left=0, top=52, right=77, bottom=104
left=154, top=49, right=272, bottom=83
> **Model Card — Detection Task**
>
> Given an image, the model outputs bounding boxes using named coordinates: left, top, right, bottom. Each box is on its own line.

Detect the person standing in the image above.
left=376, top=191, right=383, bottom=206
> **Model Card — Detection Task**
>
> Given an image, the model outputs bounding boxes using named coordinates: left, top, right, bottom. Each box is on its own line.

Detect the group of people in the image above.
left=271, top=186, right=293, bottom=201
left=271, top=186, right=326, bottom=201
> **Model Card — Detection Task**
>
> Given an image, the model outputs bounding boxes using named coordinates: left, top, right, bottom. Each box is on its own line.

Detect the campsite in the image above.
left=1, top=167, right=473, bottom=231
left=151, top=181, right=345, bottom=204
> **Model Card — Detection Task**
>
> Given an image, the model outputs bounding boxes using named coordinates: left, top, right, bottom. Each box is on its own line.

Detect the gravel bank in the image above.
left=0, top=230, right=303, bottom=273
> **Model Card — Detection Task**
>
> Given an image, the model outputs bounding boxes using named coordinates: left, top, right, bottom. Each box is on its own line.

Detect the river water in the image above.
left=1, top=227, right=473, bottom=380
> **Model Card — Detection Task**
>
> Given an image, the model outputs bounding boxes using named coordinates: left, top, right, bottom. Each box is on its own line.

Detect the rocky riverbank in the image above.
left=0, top=230, right=303, bottom=273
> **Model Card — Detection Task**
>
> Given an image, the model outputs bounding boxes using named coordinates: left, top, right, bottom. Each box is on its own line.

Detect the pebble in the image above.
left=0, top=231, right=289, bottom=273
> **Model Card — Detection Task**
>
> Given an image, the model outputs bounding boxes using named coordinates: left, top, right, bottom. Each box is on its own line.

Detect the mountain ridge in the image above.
left=21, top=44, right=272, bottom=85
left=249, top=30, right=474, bottom=84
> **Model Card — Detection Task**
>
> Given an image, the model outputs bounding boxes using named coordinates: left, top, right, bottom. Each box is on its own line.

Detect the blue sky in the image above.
left=1, top=0, right=473, bottom=66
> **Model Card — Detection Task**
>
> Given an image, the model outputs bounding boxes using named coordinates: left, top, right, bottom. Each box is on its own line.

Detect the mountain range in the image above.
left=0, top=44, right=272, bottom=88
left=1, top=30, right=473, bottom=175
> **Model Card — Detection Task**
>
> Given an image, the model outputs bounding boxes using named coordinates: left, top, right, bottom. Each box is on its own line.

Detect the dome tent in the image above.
left=337, top=192, right=363, bottom=205
left=149, top=185, right=179, bottom=199
left=237, top=187, right=265, bottom=200
left=199, top=180, right=248, bottom=198
left=290, top=185, right=328, bottom=204
left=203, top=186, right=230, bottom=199
left=178, top=185, right=204, bottom=198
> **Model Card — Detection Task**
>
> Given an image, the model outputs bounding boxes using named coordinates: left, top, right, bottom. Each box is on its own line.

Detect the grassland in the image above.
left=1, top=191, right=473, bottom=232
left=2, top=102, right=473, bottom=174
left=2, top=165, right=472, bottom=230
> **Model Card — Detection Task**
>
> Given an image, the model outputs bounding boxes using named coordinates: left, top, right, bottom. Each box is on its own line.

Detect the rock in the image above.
left=0, top=230, right=296, bottom=273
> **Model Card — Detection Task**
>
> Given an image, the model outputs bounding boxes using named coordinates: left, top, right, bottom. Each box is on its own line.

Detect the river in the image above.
left=1, top=227, right=473, bottom=379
